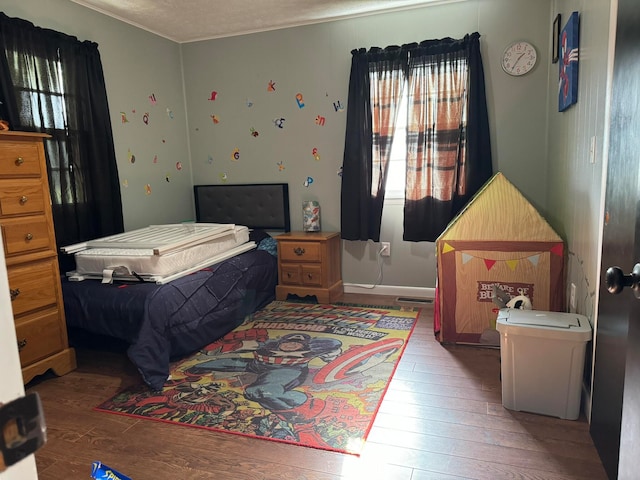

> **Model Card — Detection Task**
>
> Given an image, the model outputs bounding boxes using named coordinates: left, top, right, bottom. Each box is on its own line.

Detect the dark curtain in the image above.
left=341, top=46, right=406, bottom=242
left=340, top=32, right=492, bottom=243
left=0, top=12, right=123, bottom=272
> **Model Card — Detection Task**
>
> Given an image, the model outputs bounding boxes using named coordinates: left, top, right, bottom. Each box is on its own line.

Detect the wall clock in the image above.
left=501, top=41, right=537, bottom=76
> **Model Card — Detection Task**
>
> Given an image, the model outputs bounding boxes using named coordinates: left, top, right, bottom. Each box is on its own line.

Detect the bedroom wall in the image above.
left=181, top=0, right=553, bottom=291
left=546, top=0, right=610, bottom=322
left=3, top=0, right=557, bottom=292
left=1, top=0, right=194, bottom=232
left=545, top=0, right=613, bottom=412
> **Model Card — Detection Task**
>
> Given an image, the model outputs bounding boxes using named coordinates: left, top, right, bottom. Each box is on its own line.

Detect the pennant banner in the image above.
left=453, top=251, right=550, bottom=271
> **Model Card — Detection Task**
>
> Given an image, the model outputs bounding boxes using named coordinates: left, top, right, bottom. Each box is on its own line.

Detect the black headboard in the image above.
left=194, top=183, right=290, bottom=232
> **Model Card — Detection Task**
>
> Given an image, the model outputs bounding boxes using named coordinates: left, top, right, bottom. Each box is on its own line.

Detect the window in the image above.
left=340, top=33, right=493, bottom=242
left=384, top=89, right=408, bottom=200
left=12, top=52, right=81, bottom=205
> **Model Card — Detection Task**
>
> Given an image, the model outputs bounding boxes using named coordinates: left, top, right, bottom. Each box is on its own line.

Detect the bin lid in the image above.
left=496, top=309, right=592, bottom=340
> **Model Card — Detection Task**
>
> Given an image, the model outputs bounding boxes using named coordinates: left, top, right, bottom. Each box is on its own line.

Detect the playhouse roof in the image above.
left=437, top=172, right=562, bottom=243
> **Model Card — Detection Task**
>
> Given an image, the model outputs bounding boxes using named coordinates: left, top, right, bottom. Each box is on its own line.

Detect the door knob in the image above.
left=605, top=264, right=640, bottom=298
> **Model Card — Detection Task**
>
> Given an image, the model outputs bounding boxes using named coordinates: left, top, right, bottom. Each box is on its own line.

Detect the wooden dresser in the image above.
left=0, top=131, right=76, bottom=384
left=275, top=231, right=343, bottom=303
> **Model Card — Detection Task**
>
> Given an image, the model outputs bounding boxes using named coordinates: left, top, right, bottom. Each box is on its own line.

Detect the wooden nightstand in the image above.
left=275, top=231, right=343, bottom=303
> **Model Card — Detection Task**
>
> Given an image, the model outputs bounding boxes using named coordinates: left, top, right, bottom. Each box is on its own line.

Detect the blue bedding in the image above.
left=62, top=247, right=278, bottom=390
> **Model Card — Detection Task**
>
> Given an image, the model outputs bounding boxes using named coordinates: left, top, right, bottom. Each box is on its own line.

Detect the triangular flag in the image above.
left=462, top=253, right=473, bottom=264
left=528, top=254, right=540, bottom=266
left=442, top=242, right=455, bottom=254
left=550, top=243, right=564, bottom=256
left=506, top=259, right=519, bottom=271
left=484, top=259, right=497, bottom=270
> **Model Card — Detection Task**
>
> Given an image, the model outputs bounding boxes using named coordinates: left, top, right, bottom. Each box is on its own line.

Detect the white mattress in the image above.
left=69, top=224, right=250, bottom=281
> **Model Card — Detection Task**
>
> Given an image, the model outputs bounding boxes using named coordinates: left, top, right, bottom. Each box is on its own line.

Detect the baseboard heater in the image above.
left=396, top=297, right=433, bottom=304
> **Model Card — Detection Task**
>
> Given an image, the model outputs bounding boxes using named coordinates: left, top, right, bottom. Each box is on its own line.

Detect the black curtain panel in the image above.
left=0, top=12, right=123, bottom=271
left=340, top=48, right=375, bottom=241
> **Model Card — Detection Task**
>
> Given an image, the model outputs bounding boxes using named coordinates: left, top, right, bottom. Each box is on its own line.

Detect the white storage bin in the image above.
left=496, top=309, right=592, bottom=420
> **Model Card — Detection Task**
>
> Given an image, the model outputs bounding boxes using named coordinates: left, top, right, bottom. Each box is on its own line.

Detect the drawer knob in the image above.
left=293, top=247, right=305, bottom=256
left=15, top=157, right=24, bottom=166
left=10, top=288, right=20, bottom=301
left=17, top=339, right=27, bottom=351
left=25, top=233, right=33, bottom=241
left=20, top=195, right=28, bottom=204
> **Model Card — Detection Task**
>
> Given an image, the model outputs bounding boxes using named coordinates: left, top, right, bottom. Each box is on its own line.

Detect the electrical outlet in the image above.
left=570, top=283, right=577, bottom=312
left=380, top=242, right=391, bottom=257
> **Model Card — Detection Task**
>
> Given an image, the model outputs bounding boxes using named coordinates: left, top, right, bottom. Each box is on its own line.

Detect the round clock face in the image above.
left=501, top=41, right=537, bottom=76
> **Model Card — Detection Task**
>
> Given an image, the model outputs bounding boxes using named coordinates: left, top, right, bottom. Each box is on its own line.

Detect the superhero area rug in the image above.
left=95, top=301, right=419, bottom=454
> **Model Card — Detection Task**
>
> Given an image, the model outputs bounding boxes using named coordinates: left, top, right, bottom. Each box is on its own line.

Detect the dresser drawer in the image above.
left=279, top=241, right=321, bottom=263
left=15, top=309, right=65, bottom=367
left=1, top=216, right=53, bottom=256
left=7, top=258, right=59, bottom=317
left=0, top=141, right=43, bottom=177
left=0, top=180, right=46, bottom=217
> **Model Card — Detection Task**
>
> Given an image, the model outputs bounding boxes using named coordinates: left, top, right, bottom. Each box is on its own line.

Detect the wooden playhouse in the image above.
left=435, top=172, right=565, bottom=345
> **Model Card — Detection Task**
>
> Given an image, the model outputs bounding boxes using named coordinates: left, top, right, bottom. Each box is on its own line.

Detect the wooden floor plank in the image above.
left=25, top=294, right=607, bottom=479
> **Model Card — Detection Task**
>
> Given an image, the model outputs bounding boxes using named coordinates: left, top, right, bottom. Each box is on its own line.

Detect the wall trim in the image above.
left=344, top=283, right=435, bottom=299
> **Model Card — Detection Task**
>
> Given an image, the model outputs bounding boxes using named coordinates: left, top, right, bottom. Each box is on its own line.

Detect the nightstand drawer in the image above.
left=0, top=141, right=43, bottom=177
left=1, top=216, right=53, bottom=256
left=301, top=264, right=322, bottom=286
left=279, top=241, right=321, bottom=263
left=0, top=180, right=47, bottom=216
left=15, top=309, right=65, bottom=367
left=7, top=258, right=59, bottom=316
left=280, top=264, right=323, bottom=286
left=280, top=264, right=301, bottom=284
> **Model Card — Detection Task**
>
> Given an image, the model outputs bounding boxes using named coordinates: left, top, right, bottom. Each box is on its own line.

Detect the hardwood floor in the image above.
left=26, top=294, right=608, bottom=480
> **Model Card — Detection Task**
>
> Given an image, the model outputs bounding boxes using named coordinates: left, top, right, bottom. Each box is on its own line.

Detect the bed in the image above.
left=61, top=183, right=290, bottom=390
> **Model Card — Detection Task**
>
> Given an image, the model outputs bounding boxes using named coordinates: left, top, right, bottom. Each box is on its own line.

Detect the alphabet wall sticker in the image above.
left=209, top=91, right=218, bottom=101
left=268, top=80, right=276, bottom=92
left=296, top=93, right=305, bottom=108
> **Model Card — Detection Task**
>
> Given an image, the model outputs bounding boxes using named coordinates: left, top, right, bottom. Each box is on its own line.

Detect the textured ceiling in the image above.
left=69, top=0, right=458, bottom=43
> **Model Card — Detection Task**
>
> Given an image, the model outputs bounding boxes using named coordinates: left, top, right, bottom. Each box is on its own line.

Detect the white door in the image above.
left=0, top=230, right=38, bottom=479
